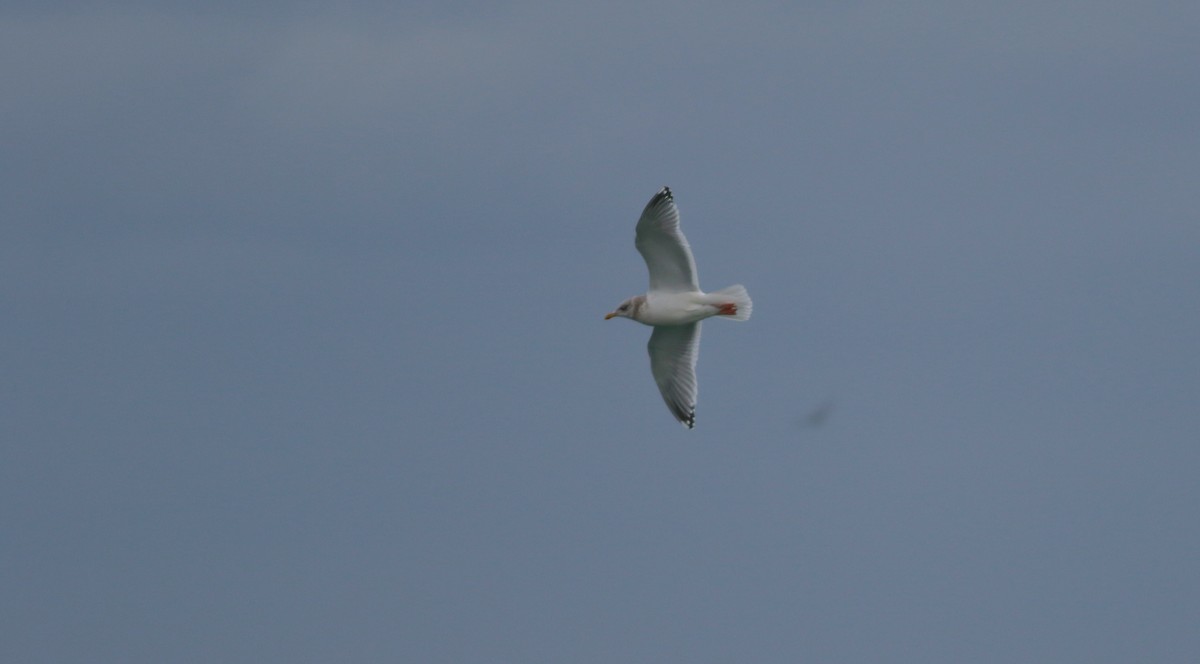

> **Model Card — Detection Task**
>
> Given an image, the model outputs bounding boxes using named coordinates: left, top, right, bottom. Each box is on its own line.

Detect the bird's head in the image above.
left=605, top=295, right=645, bottom=321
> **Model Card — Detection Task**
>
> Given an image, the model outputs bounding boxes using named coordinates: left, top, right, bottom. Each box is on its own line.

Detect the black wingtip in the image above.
left=666, top=400, right=695, bottom=429
left=643, top=186, right=675, bottom=215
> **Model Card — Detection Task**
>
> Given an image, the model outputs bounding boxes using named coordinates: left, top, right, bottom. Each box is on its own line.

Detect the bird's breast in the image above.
left=636, top=291, right=713, bottom=326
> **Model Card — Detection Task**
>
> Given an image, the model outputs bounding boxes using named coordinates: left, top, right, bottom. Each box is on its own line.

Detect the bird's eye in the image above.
left=619, top=304, right=629, bottom=311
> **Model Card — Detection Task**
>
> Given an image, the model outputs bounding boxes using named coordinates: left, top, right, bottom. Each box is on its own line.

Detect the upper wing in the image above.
left=647, top=322, right=701, bottom=428
left=635, top=187, right=700, bottom=293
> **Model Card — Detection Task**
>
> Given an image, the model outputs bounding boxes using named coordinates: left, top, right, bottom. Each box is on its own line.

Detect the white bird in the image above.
left=605, top=187, right=752, bottom=428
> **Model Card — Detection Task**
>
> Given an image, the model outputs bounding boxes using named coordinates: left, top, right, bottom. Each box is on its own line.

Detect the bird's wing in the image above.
left=647, top=322, right=701, bottom=428
left=635, top=187, right=700, bottom=293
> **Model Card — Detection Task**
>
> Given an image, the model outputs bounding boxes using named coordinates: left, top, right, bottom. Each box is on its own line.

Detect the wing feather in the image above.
left=635, top=187, right=700, bottom=293
left=647, top=323, right=701, bottom=428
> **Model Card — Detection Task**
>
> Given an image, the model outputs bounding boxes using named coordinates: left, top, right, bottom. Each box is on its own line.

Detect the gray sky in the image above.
left=4, top=3, right=1199, bottom=662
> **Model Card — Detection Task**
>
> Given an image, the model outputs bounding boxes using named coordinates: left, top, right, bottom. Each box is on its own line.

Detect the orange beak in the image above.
left=604, top=312, right=618, bottom=320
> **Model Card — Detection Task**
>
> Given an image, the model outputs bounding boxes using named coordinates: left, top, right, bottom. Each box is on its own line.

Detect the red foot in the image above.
left=717, top=302, right=738, bottom=316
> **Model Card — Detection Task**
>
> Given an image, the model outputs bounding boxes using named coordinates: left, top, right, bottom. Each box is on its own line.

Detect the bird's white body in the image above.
left=634, top=289, right=752, bottom=327
left=605, top=187, right=752, bottom=428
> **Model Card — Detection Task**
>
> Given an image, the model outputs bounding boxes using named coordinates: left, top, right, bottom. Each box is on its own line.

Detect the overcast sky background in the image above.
left=4, top=3, right=1199, bottom=662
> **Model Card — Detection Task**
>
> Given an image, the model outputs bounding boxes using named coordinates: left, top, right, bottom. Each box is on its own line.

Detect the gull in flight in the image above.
left=605, top=187, right=752, bottom=428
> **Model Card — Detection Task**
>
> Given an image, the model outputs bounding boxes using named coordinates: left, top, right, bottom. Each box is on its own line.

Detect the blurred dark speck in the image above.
left=802, top=399, right=835, bottom=429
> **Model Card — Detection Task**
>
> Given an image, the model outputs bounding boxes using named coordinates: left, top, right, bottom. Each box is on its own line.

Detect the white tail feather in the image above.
left=711, top=284, right=752, bottom=321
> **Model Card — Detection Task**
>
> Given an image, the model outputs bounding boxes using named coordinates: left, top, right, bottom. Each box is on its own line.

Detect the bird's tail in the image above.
left=711, top=284, right=752, bottom=321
